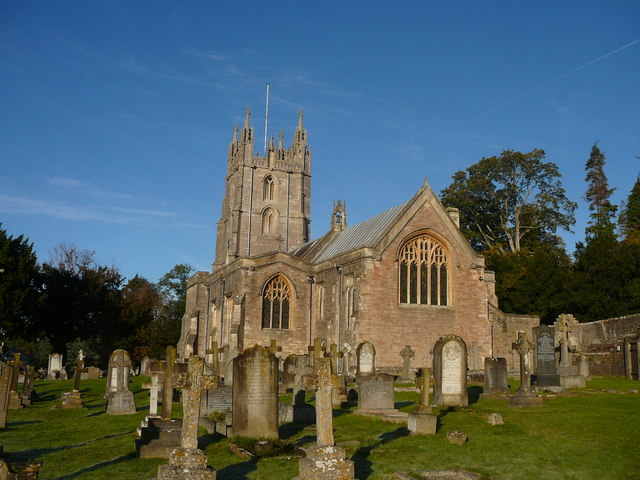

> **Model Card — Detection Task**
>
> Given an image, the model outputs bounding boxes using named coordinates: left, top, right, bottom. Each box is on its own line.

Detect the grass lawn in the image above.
left=1, top=375, right=638, bottom=479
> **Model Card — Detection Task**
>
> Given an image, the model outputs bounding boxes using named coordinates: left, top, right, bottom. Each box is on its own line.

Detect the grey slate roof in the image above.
left=312, top=201, right=409, bottom=263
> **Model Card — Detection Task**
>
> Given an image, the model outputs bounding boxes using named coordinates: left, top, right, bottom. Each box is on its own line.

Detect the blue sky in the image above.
left=1, top=2, right=639, bottom=282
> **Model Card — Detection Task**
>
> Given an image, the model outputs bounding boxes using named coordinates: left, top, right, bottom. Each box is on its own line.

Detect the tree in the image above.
left=584, top=142, right=617, bottom=238
left=35, top=244, right=123, bottom=361
left=119, top=275, right=163, bottom=360
left=620, top=170, right=640, bottom=244
left=0, top=224, right=40, bottom=339
left=441, top=149, right=577, bottom=253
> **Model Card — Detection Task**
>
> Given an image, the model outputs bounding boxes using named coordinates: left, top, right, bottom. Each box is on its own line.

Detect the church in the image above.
left=177, top=108, right=537, bottom=372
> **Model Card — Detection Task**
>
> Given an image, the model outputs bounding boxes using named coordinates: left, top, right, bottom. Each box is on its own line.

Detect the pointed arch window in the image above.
left=399, top=234, right=448, bottom=306
left=263, top=176, right=275, bottom=201
left=262, top=208, right=275, bottom=234
left=262, top=275, right=291, bottom=329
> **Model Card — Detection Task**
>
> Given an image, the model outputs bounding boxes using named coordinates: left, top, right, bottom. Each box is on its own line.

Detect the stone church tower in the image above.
left=178, top=107, right=540, bottom=375
left=214, top=108, right=311, bottom=267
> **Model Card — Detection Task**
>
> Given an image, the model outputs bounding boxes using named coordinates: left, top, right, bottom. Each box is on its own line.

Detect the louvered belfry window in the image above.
left=399, top=235, right=448, bottom=305
left=262, top=275, right=291, bottom=329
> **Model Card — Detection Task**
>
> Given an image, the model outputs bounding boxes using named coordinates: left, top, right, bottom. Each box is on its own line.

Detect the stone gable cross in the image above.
left=302, top=357, right=342, bottom=447
left=172, top=355, right=219, bottom=450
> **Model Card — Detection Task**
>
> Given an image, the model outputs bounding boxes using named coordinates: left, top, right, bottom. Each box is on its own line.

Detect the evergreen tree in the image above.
left=620, top=171, right=640, bottom=244
left=584, top=142, right=617, bottom=237
left=0, top=224, right=40, bottom=339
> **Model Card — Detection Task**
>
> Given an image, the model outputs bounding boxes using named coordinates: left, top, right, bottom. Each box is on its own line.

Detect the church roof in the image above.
left=312, top=201, right=409, bottom=263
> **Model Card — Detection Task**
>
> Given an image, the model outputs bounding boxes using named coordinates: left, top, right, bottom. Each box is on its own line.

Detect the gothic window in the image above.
left=398, top=234, right=448, bottom=306
left=263, top=176, right=274, bottom=201
left=262, top=208, right=275, bottom=234
left=262, top=275, right=291, bottom=329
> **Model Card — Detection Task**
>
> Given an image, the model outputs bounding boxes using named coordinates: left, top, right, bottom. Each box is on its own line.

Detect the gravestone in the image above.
left=509, top=332, right=543, bottom=407
left=62, top=354, right=87, bottom=408
left=8, top=353, right=24, bottom=410
left=142, top=372, right=162, bottom=416
left=0, top=361, right=12, bottom=429
left=408, top=368, right=437, bottom=435
left=577, top=355, right=590, bottom=380
left=295, top=357, right=355, bottom=480
left=232, top=345, right=279, bottom=440
left=83, top=366, right=101, bottom=379
left=140, top=356, right=151, bottom=376
left=357, top=373, right=395, bottom=411
left=400, top=345, right=415, bottom=380
left=149, top=346, right=187, bottom=419
left=532, top=325, right=561, bottom=387
left=282, top=354, right=297, bottom=390
left=106, top=349, right=136, bottom=415
left=468, top=341, right=484, bottom=371
left=307, top=338, right=326, bottom=367
left=283, top=354, right=315, bottom=423
left=153, top=355, right=218, bottom=479
left=21, top=366, right=37, bottom=406
left=47, top=353, right=63, bottom=380
left=483, top=357, right=509, bottom=394
left=341, top=344, right=354, bottom=378
left=356, top=341, right=376, bottom=377
left=433, top=334, right=468, bottom=406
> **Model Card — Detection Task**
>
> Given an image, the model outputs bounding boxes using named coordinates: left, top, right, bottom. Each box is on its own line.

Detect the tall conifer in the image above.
left=620, top=172, right=640, bottom=244
left=584, top=142, right=617, bottom=238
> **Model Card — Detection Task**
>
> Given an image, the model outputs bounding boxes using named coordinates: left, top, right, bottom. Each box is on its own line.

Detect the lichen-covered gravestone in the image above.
left=433, top=334, right=468, bottom=406
left=232, top=344, right=279, bottom=440
left=408, top=367, right=437, bottom=435
left=295, top=357, right=355, bottom=480
left=106, top=349, right=136, bottom=415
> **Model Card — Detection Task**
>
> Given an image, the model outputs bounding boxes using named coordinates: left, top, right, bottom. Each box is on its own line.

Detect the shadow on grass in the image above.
left=468, top=385, right=483, bottom=404
left=6, top=420, right=42, bottom=427
left=395, top=401, right=414, bottom=409
left=199, top=432, right=225, bottom=450
left=49, top=452, right=136, bottom=480
left=216, top=458, right=258, bottom=480
left=352, top=426, right=410, bottom=480
left=83, top=410, right=104, bottom=417
left=280, top=422, right=309, bottom=440
left=292, top=434, right=316, bottom=447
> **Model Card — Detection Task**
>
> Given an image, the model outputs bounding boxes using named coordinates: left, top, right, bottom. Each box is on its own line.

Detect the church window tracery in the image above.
left=399, top=234, right=448, bottom=306
left=262, top=275, right=291, bottom=329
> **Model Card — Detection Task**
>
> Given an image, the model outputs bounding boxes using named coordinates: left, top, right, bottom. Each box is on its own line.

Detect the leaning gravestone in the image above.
left=232, top=344, right=279, bottom=440
left=106, top=349, right=136, bottom=415
left=433, top=334, right=468, bottom=406
left=356, top=341, right=376, bottom=377
left=483, top=357, right=509, bottom=394
left=532, top=324, right=561, bottom=387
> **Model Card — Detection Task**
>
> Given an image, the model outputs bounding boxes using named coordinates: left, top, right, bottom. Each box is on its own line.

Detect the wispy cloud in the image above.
left=47, top=176, right=132, bottom=200
left=0, top=193, right=207, bottom=229
left=186, top=50, right=228, bottom=62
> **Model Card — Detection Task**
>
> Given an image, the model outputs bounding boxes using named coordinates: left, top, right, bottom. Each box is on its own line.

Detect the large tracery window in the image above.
left=399, top=234, right=448, bottom=306
left=262, top=275, right=291, bottom=329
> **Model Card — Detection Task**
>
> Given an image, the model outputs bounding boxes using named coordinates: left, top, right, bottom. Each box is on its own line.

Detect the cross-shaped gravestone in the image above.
left=150, top=346, right=187, bottom=419
left=142, top=371, right=161, bottom=416
left=341, top=344, right=353, bottom=375
left=302, top=357, right=342, bottom=447
left=205, top=341, right=220, bottom=377
left=308, top=338, right=325, bottom=367
left=327, top=343, right=343, bottom=374
left=414, top=367, right=432, bottom=413
left=268, top=339, right=283, bottom=356
left=469, top=341, right=484, bottom=371
left=400, top=345, right=415, bottom=379
left=9, top=353, right=25, bottom=393
left=512, top=332, right=534, bottom=392
left=72, top=356, right=88, bottom=392
left=287, top=355, right=313, bottom=406
left=172, top=355, right=219, bottom=450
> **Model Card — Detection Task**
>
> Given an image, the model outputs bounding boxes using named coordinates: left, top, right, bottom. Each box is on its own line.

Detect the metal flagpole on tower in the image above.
left=263, top=83, right=270, bottom=155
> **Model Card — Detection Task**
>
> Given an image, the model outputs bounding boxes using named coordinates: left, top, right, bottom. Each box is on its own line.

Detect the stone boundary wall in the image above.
left=572, top=314, right=640, bottom=347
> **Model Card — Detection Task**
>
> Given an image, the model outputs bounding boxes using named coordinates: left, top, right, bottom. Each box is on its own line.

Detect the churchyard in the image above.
left=0, top=373, right=638, bottom=480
